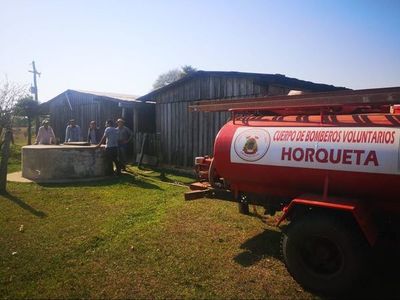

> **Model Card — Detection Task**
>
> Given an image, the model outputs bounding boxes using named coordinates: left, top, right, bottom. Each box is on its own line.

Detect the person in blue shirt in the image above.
left=65, top=119, right=81, bottom=142
left=95, top=119, right=122, bottom=175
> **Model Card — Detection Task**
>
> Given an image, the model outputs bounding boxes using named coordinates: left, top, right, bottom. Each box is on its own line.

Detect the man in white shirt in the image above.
left=35, top=120, right=56, bottom=145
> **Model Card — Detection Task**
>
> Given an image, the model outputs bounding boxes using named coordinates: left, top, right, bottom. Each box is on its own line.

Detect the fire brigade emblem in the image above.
left=243, top=136, right=258, bottom=154
left=234, top=129, right=270, bottom=162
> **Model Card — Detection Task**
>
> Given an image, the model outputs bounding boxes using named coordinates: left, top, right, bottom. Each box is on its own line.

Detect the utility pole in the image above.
left=28, top=61, right=41, bottom=137
left=29, top=61, right=40, bottom=101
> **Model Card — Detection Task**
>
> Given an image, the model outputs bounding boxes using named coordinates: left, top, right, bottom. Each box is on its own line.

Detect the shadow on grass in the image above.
left=37, top=173, right=162, bottom=190
left=234, top=229, right=282, bottom=267
left=138, top=166, right=195, bottom=180
left=1, top=192, right=47, bottom=218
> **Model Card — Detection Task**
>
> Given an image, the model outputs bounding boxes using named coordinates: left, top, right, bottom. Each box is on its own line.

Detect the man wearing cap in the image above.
left=65, top=119, right=81, bottom=143
left=35, top=120, right=56, bottom=145
left=116, top=118, right=133, bottom=171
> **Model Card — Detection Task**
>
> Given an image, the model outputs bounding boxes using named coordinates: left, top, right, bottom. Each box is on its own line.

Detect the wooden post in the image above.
left=27, top=116, right=32, bottom=145
left=156, top=132, right=165, bottom=178
left=137, top=133, right=147, bottom=169
left=0, top=128, right=12, bottom=192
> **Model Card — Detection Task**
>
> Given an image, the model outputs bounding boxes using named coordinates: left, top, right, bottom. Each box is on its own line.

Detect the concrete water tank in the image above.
left=22, top=145, right=111, bottom=182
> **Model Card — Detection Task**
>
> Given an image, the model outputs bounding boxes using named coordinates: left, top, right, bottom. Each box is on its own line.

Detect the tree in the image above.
left=152, top=65, right=197, bottom=90
left=14, top=96, right=40, bottom=145
left=181, top=65, right=197, bottom=76
left=0, top=79, right=27, bottom=192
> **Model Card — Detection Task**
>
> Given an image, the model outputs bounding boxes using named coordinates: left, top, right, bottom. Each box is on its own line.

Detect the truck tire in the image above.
left=281, top=214, right=368, bottom=294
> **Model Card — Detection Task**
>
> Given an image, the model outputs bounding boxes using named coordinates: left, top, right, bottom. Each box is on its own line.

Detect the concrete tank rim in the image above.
left=22, top=145, right=100, bottom=150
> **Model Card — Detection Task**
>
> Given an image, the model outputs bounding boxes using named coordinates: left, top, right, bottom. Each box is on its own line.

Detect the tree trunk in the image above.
left=27, top=116, right=32, bottom=145
left=0, top=129, right=12, bottom=192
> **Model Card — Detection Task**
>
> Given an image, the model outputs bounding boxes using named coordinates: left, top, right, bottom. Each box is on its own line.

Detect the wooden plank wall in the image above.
left=45, top=91, right=159, bottom=167
left=47, top=92, right=128, bottom=142
left=132, top=132, right=157, bottom=157
left=154, top=75, right=269, bottom=167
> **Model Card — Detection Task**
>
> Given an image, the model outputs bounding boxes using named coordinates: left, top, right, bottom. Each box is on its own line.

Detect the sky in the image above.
left=1, top=0, right=399, bottom=102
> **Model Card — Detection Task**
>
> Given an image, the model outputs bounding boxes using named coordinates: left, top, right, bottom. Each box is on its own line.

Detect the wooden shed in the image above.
left=138, top=71, right=347, bottom=168
left=41, top=90, right=155, bottom=156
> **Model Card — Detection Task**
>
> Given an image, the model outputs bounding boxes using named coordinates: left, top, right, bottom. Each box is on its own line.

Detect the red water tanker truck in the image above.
left=185, top=87, right=400, bottom=294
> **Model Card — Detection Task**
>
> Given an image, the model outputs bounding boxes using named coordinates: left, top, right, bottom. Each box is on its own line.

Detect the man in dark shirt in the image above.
left=95, top=120, right=121, bottom=175
left=87, top=121, right=102, bottom=144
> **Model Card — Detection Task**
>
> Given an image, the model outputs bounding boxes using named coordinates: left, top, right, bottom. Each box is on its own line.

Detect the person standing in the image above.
left=96, top=119, right=121, bottom=175
left=116, top=118, right=133, bottom=171
left=65, top=119, right=81, bottom=142
left=34, top=120, right=56, bottom=145
left=87, top=121, right=102, bottom=144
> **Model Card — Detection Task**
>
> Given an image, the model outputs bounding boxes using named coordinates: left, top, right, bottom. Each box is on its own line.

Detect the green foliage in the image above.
left=0, top=80, right=29, bottom=191
left=5, top=143, right=21, bottom=173
left=0, top=132, right=22, bottom=173
left=13, top=96, right=38, bottom=145
left=12, top=116, right=28, bottom=127
left=14, top=96, right=39, bottom=118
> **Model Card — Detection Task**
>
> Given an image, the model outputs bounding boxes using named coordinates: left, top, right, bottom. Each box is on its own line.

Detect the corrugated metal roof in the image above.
left=41, top=89, right=147, bottom=108
left=73, top=89, right=140, bottom=102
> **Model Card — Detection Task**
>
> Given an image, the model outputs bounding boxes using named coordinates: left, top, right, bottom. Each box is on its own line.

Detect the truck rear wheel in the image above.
left=281, top=214, right=368, bottom=294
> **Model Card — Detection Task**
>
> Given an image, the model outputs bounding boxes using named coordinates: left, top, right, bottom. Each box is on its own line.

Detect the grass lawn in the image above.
left=0, top=165, right=314, bottom=299
left=1, top=134, right=399, bottom=298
